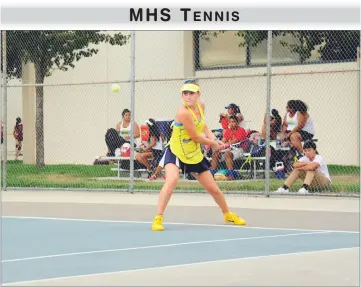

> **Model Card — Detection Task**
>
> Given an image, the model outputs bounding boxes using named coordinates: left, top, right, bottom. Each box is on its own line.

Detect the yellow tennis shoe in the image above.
left=224, top=211, right=246, bottom=225
left=151, top=214, right=164, bottom=231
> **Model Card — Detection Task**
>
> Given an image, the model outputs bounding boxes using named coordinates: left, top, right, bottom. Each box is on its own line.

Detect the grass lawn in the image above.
left=3, top=160, right=360, bottom=194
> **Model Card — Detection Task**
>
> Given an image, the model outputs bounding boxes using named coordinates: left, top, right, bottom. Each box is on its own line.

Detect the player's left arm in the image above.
left=203, top=123, right=217, bottom=141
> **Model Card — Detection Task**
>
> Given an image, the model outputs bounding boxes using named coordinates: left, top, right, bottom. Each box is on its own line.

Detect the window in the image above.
left=194, top=31, right=248, bottom=69
left=194, top=30, right=359, bottom=70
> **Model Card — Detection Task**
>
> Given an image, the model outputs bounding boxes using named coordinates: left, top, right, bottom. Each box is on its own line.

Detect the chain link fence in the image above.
left=1, top=30, right=360, bottom=197
left=268, top=31, right=360, bottom=196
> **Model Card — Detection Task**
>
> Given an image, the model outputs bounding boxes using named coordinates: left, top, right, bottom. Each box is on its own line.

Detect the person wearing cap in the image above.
left=151, top=80, right=246, bottom=231
left=274, top=140, right=331, bottom=194
left=220, top=103, right=244, bottom=131
left=211, top=115, right=248, bottom=180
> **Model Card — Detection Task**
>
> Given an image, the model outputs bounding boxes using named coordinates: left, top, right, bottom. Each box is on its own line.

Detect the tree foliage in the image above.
left=5, top=31, right=129, bottom=79
left=4, top=30, right=129, bottom=167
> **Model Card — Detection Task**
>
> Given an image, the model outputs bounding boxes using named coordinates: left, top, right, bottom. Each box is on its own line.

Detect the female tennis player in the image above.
left=152, top=80, right=246, bottom=231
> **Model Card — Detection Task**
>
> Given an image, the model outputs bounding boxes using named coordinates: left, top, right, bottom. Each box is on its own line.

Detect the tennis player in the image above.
left=152, top=80, right=246, bottom=231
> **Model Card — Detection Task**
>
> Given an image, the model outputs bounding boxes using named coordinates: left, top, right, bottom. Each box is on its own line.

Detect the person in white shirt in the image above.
left=282, top=100, right=315, bottom=156
left=115, top=108, right=141, bottom=146
left=274, top=140, right=331, bottom=194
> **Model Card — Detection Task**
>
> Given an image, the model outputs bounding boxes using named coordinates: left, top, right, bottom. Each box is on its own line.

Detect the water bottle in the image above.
left=274, top=162, right=285, bottom=179
left=276, top=134, right=281, bottom=148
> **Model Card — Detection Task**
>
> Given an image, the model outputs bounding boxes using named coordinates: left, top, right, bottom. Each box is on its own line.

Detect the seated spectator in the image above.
left=261, top=108, right=282, bottom=140
left=219, top=103, right=244, bottom=134
left=135, top=118, right=164, bottom=176
left=211, top=115, right=248, bottom=180
left=105, top=128, right=126, bottom=156
left=274, top=140, right=331, bottom=194
left=249, top=108, right=282, bottom=143
left=115, top=108, right=141, bottom=146
left=282, top=100, right=315, bottom=156
left=148, top=121, right=175, bottom=180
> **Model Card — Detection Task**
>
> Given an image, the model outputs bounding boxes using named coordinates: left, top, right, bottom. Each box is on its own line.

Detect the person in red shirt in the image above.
left=211, top=116, right=248, bottom=180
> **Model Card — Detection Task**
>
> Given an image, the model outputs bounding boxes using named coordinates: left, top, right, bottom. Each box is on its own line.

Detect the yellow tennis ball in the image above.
left=111, top=84, right=120, bottom=93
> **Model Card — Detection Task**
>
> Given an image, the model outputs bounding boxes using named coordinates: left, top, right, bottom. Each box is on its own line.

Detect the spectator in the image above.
left=282, top=100, right=315, bottom=156
left=13, top=117, right=23, bottom=160
left=261, top=108, right=282, bottom=140
left=115, top=108, right=141, bottom=146
left=251, top=108, right=282, bottom=141
left=135, top=118, right=164, bottom=176
left=219, top=103, right=244, bottom=132
left=211, top=115, right=248, bottom=180
left=1, top=120, right=3, bottom=144
left=105, top=128, right=126, bottom=157
left=274, top=140, right=331, bottom=194
left=148, top=121, right=175, bottom=180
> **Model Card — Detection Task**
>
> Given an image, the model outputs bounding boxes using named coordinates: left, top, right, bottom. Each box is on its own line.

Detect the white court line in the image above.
left=3, top=246, right=359, bottom=286
left=2, top=215, right=359, bottom=234
left=2, top=231, right=330, bottom=263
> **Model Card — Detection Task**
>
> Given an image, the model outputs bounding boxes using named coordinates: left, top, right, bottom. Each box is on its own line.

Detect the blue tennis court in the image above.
left=1, top=216, right=359, bottom=285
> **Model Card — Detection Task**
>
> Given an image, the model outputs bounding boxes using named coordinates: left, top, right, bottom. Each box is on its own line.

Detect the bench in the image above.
left=210, top=138, right=318, bottom=180
left=238, top=155, right=266, bottom=180
left=97, top=156, right=150, bottom=178
left=212, top=143, right=267, bottom=180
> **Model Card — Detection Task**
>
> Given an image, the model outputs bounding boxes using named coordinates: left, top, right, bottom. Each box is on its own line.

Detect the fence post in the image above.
left=0, top=29, right=2, bottom=191
left=129, top=30, right=136, bottom=193
left=357, top=44, right=361, bottom=170
left=265, top=30, right=272, bottom=197
left=2, top=31, right=7, bottom=191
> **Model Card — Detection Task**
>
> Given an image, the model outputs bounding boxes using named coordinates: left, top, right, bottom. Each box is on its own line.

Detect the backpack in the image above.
left=120, top=143, right=131, bottom=157
left=140, top=125, right=150, bottom=142
left=214, top=169, right=229, bottom=181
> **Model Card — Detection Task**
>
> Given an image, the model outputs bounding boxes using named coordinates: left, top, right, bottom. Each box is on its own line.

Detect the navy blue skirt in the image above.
left=158, top=146, right=210, bottom=175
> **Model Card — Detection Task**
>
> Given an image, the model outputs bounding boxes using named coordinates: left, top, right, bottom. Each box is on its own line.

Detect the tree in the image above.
left=279, top=30, right=360, bottom=62
left=5, top=31, right=129, bottom=168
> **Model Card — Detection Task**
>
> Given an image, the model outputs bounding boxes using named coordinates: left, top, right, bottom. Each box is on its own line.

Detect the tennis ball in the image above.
left=111, top=83, right=120, bottom=93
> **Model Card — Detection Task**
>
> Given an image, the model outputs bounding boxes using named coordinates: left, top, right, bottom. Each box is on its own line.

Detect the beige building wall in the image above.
left=3, top=31, right=360, bottom=166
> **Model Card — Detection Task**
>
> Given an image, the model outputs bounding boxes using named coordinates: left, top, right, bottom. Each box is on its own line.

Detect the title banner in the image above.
left=1, top=7, right=360, bottom=25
